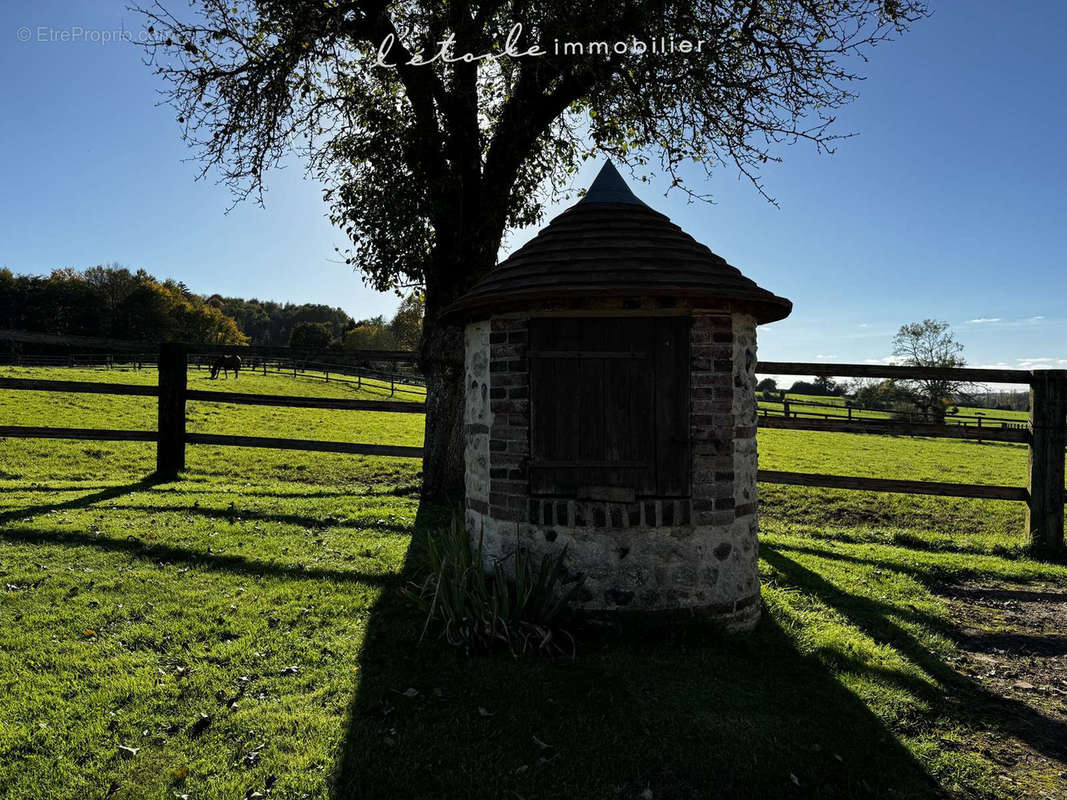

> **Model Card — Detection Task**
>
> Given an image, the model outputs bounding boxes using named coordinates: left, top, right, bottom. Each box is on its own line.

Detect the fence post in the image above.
left=156, top=342, right=188, bottom=479
left=1027, top=369, right=1066, bottom=552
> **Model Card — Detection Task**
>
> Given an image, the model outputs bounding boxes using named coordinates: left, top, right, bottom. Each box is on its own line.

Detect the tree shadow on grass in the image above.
left=761, top=546, right=1067, bottom=767
left=330, top=505, right=945, bottom=800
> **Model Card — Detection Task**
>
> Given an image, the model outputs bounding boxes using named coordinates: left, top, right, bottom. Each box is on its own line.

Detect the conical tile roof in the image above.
left=448, top=161, right=792, bottom=323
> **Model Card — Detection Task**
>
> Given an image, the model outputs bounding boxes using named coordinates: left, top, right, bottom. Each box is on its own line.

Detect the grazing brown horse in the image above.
left=209, top=354, right=241, bottom=380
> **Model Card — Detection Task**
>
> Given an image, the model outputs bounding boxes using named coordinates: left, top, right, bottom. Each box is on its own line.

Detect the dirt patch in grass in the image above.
left=937, top=581, right=1067, bottom=799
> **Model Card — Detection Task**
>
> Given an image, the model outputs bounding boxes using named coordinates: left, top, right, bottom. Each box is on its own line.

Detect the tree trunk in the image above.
left=417, top=186, right=508, bottom=502
left=419, top=317, right=466, bottom=502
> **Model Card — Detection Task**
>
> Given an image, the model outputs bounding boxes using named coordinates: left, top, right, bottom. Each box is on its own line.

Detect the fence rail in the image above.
left=184, top=388, right=424, bottom=413
left=757, top=413, right=1031, bottom=444
left=185, top=433, right=422, bottom=459
left=0, top=377, right=158, bottom=397
left=756, top=360, right=1033, bottom=384
left=757, top=470, right=1032, bottom=502
left=0, top=352, right=425, bottom=397
left=0, top=425, right=157, bottom=442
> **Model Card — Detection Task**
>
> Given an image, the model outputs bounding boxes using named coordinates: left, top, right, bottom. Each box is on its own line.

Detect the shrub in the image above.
left=756, top=377, right=777, bottom=392
left=404, top=519, right=583, bottom=658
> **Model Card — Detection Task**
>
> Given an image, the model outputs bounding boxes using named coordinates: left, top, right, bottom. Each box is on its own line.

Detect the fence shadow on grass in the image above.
left=0, top=476, right=163, bottom=525
left=0, top=526, right=398, bottom=587
left=330, top=505, right=945, bottom=800
left=95, top=502, right=415, bottom=535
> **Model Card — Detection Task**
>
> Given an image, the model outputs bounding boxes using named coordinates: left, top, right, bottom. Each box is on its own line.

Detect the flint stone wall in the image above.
left=463, top=310, right=761, bottom=630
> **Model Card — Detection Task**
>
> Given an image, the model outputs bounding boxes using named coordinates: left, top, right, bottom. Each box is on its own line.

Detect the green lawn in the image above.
left=1, top=367, right=1064, bottom=799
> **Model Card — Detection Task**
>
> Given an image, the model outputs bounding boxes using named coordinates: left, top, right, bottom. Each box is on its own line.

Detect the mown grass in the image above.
left=759, top=428, right=1039, bottom=555
left=1, top=367, right=1064, bottom=799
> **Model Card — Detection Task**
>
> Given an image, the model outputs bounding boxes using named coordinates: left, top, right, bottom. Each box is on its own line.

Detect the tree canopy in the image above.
left=0, top=265, right=247, bottom=345
left=891, top=318, right=970, bottom=419
left=141, top=0, right=926, bottom=304
left=289, top=320, right=336, bottom=350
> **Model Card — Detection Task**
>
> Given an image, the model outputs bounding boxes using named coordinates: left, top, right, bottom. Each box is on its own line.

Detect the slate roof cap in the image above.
left=447, top=161, right=793, bottom=324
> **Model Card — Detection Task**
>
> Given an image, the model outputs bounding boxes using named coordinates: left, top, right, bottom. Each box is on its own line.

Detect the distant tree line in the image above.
left=0, top=265, right=247, bottom=344
left=0, top=265, right=424, bottom=353
left=240, top=293, right=423, bottom=352
left=206, top=294, right=353, bottom=347
left=757, top=376, right=843, bottom=397
left=206, top=291, right=421, bottom=351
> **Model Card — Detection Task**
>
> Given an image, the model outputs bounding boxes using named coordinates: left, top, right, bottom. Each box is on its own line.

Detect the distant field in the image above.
left=758, top=391, right=1030, bottom=426
left=1, top=367, right=1065, bottom=800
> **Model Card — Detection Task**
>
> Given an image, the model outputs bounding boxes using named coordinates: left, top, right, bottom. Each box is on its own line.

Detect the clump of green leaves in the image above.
left=405, top=519, right=583, bottom=658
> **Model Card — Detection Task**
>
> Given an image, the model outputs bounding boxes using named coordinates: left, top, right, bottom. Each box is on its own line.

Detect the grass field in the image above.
left=1, top=367, right=1065, bottom=799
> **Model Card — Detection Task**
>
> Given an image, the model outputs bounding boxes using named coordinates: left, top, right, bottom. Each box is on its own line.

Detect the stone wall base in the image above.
left=466, top=507, right=761, bottom=631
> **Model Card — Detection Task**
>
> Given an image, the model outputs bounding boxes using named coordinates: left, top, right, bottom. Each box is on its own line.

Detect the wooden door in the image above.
left=528, top=317, right=689, bottom=499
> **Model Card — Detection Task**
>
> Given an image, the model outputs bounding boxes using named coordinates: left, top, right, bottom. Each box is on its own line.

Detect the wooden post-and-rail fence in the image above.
left=154, top=343, right=426, bottom=477
left=757, top=360, right=1067, bottom=552
left=157, top=343, right=187, bottom=476
left=0, top=345, right=1063, bottom=551
left=0, top=342, right=425, bottom=482
left=1028, top=370, right=1067, bottom=551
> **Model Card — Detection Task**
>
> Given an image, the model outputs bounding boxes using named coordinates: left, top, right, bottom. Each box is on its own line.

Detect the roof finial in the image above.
left=578, top=160, right=648, bottom=206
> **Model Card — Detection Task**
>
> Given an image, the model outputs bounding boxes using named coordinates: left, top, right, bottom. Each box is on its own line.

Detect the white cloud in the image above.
left=814, top=354, right=838, bottom=360
left=961, top=315, right=1055, bottom=328
left=862, top=355, right=905, bottom=365
left=1016, top=357, right=1067, bottom=370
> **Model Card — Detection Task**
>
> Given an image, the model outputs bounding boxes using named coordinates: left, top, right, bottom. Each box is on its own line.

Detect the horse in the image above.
left=209, top=354, right=242, bottom=380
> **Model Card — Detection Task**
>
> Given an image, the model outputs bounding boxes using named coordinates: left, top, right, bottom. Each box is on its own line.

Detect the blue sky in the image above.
left=1, top=1, right=1064, bottom=371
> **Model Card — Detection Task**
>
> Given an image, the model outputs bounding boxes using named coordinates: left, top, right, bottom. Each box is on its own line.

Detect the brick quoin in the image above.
left=488, top=318, right=531, bottom=523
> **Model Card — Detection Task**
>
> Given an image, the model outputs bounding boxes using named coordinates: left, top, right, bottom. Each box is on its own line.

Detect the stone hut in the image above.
left=448, top=161, right=792, bottom=630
